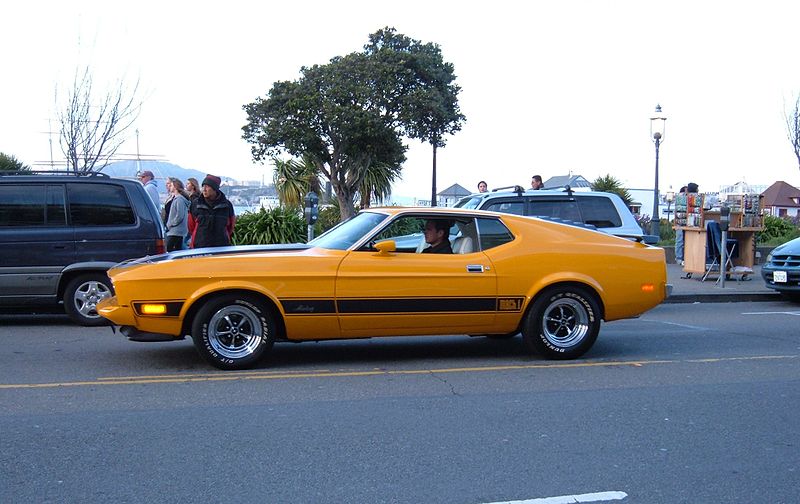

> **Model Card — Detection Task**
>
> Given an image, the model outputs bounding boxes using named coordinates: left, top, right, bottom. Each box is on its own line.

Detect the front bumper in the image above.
left=97, top=296, right=185, bottom=338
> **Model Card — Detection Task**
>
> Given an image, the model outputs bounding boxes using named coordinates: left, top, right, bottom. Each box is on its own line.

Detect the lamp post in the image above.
left=650, top=104, right=667, bottom=236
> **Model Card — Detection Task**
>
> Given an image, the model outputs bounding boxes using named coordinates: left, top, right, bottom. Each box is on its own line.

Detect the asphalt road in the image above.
left=1, top=301, right=799, bottom=504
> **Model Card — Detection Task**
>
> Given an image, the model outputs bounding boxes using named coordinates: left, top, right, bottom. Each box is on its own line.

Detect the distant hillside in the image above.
left=101, top=160, right=234, bottom=184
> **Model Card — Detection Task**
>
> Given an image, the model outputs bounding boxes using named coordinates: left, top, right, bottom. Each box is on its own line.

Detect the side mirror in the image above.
left=374, top=240, right=396, bottom=255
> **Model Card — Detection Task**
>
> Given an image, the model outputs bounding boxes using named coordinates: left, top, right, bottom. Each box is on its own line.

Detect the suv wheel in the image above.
left=63, top=273, right=114, bottom=326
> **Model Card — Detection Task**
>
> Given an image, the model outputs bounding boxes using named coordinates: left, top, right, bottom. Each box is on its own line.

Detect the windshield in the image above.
left=454, top=196, right=482, bottom=209
left=309, top=211, right=389, bottom=250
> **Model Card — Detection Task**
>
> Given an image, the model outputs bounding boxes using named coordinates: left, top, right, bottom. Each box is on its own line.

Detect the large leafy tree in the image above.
left=0, top=152, right=31, bottom=172
left=243, top=28, right=463, bottom=219
left=592, top=174, right=633, bottom=207
left=243, top=52, right=405, bottom=220
left=364, top=28, right=465, bottom=206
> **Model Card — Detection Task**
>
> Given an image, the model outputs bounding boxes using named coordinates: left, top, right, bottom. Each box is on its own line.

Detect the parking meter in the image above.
left=304, top=191, right=319, bottom=225
left=304, top=191, right=318, bottom=242
left=719, top=204, right=730, bottom=231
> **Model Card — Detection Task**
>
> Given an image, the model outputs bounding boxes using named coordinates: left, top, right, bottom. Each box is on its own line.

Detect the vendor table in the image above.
left=678, top=225, right=760, bottom=276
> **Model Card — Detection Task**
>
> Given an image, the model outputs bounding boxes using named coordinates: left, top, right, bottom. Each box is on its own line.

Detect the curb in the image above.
left=664, top=292, right=781, bottom=304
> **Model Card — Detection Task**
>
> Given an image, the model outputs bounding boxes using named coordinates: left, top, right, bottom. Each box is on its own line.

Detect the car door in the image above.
left=334, top=215, right=498, bottom=337
left=0, top=183, right=74, bottom=299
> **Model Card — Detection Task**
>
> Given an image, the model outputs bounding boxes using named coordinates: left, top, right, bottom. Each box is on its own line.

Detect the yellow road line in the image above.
left=0, top=355, right=796, bottom=390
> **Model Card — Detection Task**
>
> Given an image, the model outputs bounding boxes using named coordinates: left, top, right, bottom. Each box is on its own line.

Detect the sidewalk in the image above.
left=664, top=263, right=779, bottom=303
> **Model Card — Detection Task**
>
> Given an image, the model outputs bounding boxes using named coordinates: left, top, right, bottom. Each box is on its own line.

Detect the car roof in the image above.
left=0, top=172, right=140, bottom=186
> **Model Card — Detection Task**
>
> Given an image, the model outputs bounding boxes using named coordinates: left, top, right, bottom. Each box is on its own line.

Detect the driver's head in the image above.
left=424, top=219, right=449, bottom=246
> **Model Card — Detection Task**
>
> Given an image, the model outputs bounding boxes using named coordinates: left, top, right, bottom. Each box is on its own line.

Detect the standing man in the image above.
left=531, top=175, right=544, bottom=190
left=139, top=170, right=160, bottom=209
left=188, top=174, right=236, bottom=248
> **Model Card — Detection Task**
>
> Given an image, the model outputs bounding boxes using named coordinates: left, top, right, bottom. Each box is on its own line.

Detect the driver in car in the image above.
left=422, top=219, right=453, bottom=254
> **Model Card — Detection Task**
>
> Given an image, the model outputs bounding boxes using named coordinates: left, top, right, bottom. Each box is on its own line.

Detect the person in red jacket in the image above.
left=188, top=174, right=236, bottom=248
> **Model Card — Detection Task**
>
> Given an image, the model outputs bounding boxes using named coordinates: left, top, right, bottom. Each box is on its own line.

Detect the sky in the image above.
left=3, top=0, right=800, bottom=202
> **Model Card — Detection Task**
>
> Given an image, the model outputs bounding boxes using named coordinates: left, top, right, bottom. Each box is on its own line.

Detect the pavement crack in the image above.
left=429, top=371, right=461, bottom=396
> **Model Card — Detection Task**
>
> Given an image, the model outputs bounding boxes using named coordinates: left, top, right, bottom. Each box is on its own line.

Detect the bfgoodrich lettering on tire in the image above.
left=191, top=294, right=275, bottom=370
left=522, top=286, right=600, bottom=359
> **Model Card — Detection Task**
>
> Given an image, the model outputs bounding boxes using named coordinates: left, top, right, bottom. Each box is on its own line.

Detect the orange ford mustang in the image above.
left=98, top=207, right=670, bottom=370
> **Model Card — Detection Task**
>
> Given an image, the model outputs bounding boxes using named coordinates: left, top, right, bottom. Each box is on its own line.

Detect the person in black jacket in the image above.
left=188, top=174, right=236, bottom=248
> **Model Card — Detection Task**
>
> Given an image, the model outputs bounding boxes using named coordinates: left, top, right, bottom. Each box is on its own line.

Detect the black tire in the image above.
left=63, top=273, right=114, bottom=326
left=522, top=286, right=601, bottom=359
left=191, top=294, right=275, bottom=370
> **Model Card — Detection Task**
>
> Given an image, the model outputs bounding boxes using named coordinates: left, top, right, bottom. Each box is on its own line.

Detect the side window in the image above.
left=366, top=216, right=426, bottom=252
left=577, top=196, right=622, bottom=228
left=483, top=200, right=525, bottom=216
left=529, top=199, right=581, bottom=222
left=0, top=184, right=66, bottom=227
left=477, top=218, right=514, bottom=250
left=67, top=183, right=135, bottom=226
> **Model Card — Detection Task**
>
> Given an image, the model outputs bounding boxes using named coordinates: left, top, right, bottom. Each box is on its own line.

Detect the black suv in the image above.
left=0, top=172, right=164, bottom=325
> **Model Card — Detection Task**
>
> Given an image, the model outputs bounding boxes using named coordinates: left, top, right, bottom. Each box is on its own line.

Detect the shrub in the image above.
left=757, top=215, right=800, bottom=245
left=232, top=206, right=306, bottom=245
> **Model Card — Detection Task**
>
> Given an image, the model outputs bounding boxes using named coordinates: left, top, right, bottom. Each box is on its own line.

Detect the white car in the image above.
left=455, top=186, right=656, bottom=244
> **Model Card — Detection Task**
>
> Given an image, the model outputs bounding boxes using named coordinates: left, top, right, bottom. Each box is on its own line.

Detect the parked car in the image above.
left=761, top=236, right=800, bottom=300
left=454, top=185, right=657, bottom=244
left=98, top=207, right=669, bottom=370
left=0, top=171, right=165, bottom=325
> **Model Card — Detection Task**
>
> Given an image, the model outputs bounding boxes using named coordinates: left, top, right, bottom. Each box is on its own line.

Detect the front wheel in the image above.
left=63, top=273, right=114, bottom=326
left=522, top=286, right=601, bottom=359
left=191, top=294, right=275, bottom=370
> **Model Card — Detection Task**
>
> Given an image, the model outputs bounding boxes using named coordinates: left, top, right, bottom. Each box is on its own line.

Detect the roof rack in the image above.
left=491, top=185, right=525, bottom=196
left=0, top=170, right=110, bottom=178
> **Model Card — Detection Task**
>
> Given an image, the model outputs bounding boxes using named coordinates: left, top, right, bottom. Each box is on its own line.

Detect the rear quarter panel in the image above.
left=489, top=216, right=667, bottom=321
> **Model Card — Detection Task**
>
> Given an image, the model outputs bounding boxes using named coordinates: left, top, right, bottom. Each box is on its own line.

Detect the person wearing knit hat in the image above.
left=201, top=174, right=221, bottom=193
left=188, top=174, right=236, bottom=248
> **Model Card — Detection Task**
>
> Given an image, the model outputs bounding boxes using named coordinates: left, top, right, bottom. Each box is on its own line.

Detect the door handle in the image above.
left=466, top=264, right=485, bottom=273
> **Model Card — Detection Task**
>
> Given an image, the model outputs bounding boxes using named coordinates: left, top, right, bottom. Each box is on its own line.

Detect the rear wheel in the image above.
left=63, top=273, right=114, bottom=326
left=191, top=294, right=275, bottom=370
left=522, top=286, right=600, bottom=359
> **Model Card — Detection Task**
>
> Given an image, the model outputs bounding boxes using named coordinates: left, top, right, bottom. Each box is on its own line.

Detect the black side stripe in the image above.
left=281, top=300, right=336, bottom=315
left=337, top=297, right=496, bottom=314
left=280, top=297, right=526, bottom=315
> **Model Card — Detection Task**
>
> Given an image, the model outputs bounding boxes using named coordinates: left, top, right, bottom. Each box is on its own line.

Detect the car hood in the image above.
left=770, top=237, right=800, bottom=256
left=114, top=243, right=312, bottom=269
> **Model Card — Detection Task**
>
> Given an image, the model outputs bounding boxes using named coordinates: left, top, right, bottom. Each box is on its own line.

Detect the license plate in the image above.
left=774, top=271, right=788, bottom=283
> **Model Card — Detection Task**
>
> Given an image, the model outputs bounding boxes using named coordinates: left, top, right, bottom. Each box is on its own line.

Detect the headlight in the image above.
left=766, top=251, right=773, bottom=264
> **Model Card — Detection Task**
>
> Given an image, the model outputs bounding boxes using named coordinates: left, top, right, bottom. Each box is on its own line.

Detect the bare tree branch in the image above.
left=784, top=93, right=800, bottom=170
left=57, top=66, right=142, bottom=173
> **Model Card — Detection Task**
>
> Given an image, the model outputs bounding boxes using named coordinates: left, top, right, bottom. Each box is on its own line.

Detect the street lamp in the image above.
left=650, top=104, right=667, bottom=236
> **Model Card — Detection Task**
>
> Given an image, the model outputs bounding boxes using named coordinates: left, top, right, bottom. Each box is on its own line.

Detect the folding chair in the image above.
left=701, top=221, right=739, bottom=282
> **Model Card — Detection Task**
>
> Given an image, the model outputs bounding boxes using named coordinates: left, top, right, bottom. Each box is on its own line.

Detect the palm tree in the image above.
left=592, top=174, right=633, bottom=207
left=272, top=155, right=320, bottom=208
left=358, top=161, right=402, bottom=208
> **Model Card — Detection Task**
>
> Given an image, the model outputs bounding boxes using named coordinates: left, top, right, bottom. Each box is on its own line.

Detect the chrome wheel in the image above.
left=541, top=297, right=590, bottom=348
left=206, top=305, right=264, bottom=360
left=523, top=286, right=600, bottom=360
